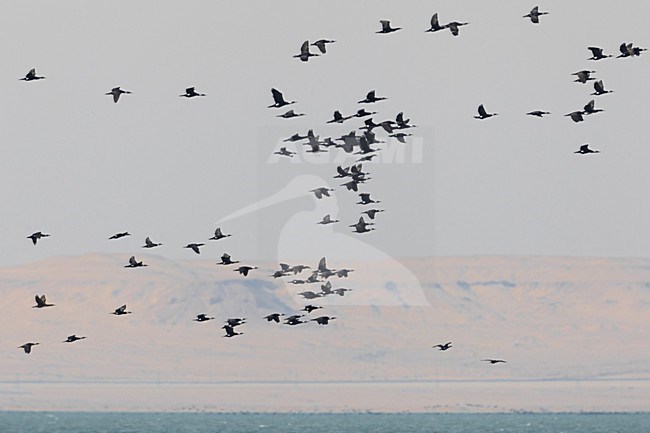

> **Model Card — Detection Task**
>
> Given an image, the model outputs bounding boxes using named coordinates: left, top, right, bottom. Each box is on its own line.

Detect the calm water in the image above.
left=0, top=412, right=648, bottom=433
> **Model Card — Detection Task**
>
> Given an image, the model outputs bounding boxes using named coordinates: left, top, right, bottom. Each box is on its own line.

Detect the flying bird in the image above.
left=302, top=305, right=322, bottom=313
left=294, top=40, right=319, bottom=62
left=264, top=313, right=285, bottom=323
left=184, top=243, right=204, bottom=254
left=19, top=342, right=39, bottom=354
left=587, top=47, right=611, bottom=60
left=358, top=90, right=387, bottom=104
left=377, top=20, right=401, bottom=34
left=180, top=87, right=206, bottom=98
left=311, top=316, right=336, bottom=325
left=446, top=21, right=469, bottom=36
left=591, top=80, right=613, bottom=96
left=311, top=39, right=335, bottom=54
left=350, top=217, right=375, bottom=233
left=575, top=144, right=600, bottom=154
left=526, top=111, right=550, bottom=117
left=225, top=318, right=246, bottom=327
left=209, top=228, right=232, bottom=241
left=565, top=111, right=584, bottom=123
left=223, top=325, right=243, bottom=337
left=268, top=88, right=296, bottom=108
left=112, top=304, right=131, bottom=315
left=426, top=13, right=445, bottom=32
left=572, top=70, right=596, bottom=84
left=482, top=359, right=507, bottom=364
left=523, top=6, right=548, bottom=24
left=475, top=104, right=497, bottom=119
left=194, top=314, right=214, bottom=322
left=274, top=147, right=297, bottom=157
left=310, top=187, right=334, bottom=199
left=109, top=232, right=130, bottom=240
left=142, top=237, right=162, bottom=248
left=64, top=335, right=86, bottom=343
left=33, top=295, right=54, bottom=308
left=433, top=342, right=452, bottom=351
left=362, top=209, right=385, bottom=220
left=125, top=256, right=147, bottom=268
left=582, top=99, right=603, bottom=115
left=20, top=68, right=46, bottom=81
left=357, top=193, right=381, bottom=205
left=318, top=214, right=339, bottom=225
left=327, top=110, right=352, bottom=123
left=234, top=266, right=257, bottom=276
left=218, top=253, right=239, bottom=265
left=27, top=232, right=49, bottom=245
left=277, top=109, right=305, bottom=119
left=106, top=87, right=132, bottom=103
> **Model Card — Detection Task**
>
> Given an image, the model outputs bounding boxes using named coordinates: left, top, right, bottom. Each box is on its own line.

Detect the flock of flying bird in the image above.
left=15, top=5, right=647, bottom=371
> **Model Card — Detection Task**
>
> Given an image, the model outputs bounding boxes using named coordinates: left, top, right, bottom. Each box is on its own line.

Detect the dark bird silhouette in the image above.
left=125, top=256, right=147, bottom=268
left=184, top=243, right=204, bottom=254
left=426, top=13, right=445, bottom=32
left=291, top=264, right=311, bottom=274
left=482, top=359, right=507, bottom=364
left=268, top=88, right=296, bottom=108
left=311, top=39, right=335, bottom=54
left=588, top=47, right=611, bottom=60
left=209, top=228, right=232, bottom=241
left=264, top=313, right=285, bottom=323
left=335, top=269, right=353, bottom=278
left=433, top=342, right=452, bottom=351
left=106, top=87, right=132, bottom=103
left=327, top=110, right=352, bottom=123
left=20, top=68, right=46, bottom=81
left=223, top=325, right=243, bottom=337
left=377, top=20, right=401, bottom=34
left=294, top=40, right=319, bottom=62
left=298, top=291, right=322, bottom=300
left=225, top=318, right=246, bottom=327
left=582, top=99, right=603, bottom=115
left=109, top=232, right=130, bottom=240
left=302, top=305, right=322, bottom=313
left=565, top=111, right=584, bottom=123
left=112, top=304, right=131, bottom=315
left=332, top=287, right=352, bottom=296
left=475, top=104, right=497, bottom=119
left=355, top=109, right=376, bottom=118
left=194, top=314, right=214, bottom=322
left=27, top=232, right=50, bottom=245
left=19, top=342, right=39, bottom=354
left=277, top=109, right=305, bottom=119
left=362, top=209, right=385, bottom=220
left=575, top=144, right=600, bottom=154
left=617, top=42, right=647, bottom=58
left=573, top=70, right=596, bottom=84
left=350, top=217, right=375, bottom=234
left=310, top=187, right=334, bottom=199
left=358, top=90, right=387, bottom=104
left=446, top=21, right=469, bottom=36
left=318, top=214, right=339, bottom=225
left=284, top=315, right=308, bottom=326
left=523, top=6, right=548, bottom=24
left=526, top=111, right=550, bottom=117
left=320, top=281, right=334, bottom=296
left=64, top=335, right=86, bottom=343
left=218, top=253, right=239, bottom=265
left=142, top=237, right=162, bottom=248
left=180, top=87, right=206, bottom=98
left=395, top=112, right=415, bottom=129
left=591, top=80, right=613, bottom=96
left=357, top=193, right=381, bottom=205
left=274, top=147, right=297, bottom=157
left=311, top=316, right=336, bottom=325
left=33, top=294, right=54, bottom=308
left=390, top=132, right=412, bottom=143
left=234, top=266, right=257, bottom=276
left=284, top=132, right=307, bottom=142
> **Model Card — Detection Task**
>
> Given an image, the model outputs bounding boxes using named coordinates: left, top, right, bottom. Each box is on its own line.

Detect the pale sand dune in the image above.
left=0, top=254, right=648, bottom=411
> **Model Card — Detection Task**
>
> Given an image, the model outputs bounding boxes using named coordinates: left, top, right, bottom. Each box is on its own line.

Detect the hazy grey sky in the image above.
left=1, top=1, right=649, bottom=266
